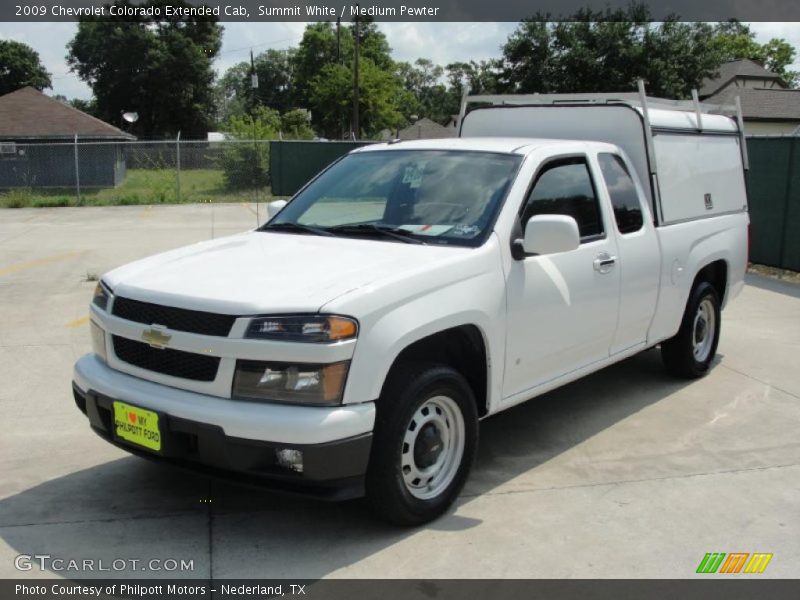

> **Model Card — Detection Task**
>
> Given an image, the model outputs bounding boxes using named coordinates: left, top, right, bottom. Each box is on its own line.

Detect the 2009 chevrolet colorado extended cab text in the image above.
left=73, top=93, right=749, bottom=524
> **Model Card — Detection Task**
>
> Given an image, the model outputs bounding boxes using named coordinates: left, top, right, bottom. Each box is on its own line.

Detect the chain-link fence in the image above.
left=0, top=138, right=274, bottom=208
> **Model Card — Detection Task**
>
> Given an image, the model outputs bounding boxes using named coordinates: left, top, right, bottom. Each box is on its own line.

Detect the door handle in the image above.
left=593, top=253, right=617, bottom=273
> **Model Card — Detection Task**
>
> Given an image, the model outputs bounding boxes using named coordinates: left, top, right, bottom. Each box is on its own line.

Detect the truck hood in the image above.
left=104, top=231, right=471, bottom=315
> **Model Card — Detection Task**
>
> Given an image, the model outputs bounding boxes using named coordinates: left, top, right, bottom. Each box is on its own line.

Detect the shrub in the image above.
left=0, top=188, right=34, bottom=208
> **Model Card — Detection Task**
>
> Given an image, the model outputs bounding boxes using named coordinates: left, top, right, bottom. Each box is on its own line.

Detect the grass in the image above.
left=0, top=169, right=272, bottom=208
left=748, top=263, right=800, bottom=283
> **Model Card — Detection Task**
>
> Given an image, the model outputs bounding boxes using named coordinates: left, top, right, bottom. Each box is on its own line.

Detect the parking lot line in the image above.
left=65, top=316, right=90, bottom=328
left=240, top=202, right=257, bottom=216
left=139, top=205, right=153, bottom=219
left=0, top=251, right=82, bottom=277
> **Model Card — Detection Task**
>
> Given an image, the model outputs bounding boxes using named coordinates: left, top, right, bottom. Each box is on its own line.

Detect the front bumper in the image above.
left=72, top=354, right=375, bottom=500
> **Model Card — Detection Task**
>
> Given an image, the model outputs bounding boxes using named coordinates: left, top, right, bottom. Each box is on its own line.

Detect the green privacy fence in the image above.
left=269, top=140, right=373, bottom=197
left=746, top=137, right=800, bottom=271
left=267, top=137, right=799, bottom=271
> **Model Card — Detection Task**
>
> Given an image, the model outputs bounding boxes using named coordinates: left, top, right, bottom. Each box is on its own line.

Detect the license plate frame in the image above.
left=111, top=400, right=163, bottom=454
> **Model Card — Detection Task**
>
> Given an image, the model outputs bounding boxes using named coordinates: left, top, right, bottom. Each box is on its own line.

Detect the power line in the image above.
left=215, top=35, right=301, bottom=59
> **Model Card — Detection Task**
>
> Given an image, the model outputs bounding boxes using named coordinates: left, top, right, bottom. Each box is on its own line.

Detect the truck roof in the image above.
left=352, top=137, right=598, bottom=156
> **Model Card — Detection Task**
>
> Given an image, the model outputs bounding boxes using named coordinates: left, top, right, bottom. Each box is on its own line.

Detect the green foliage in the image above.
left=69, top=98, right=98, bottom=116
left=309, top=59, right=411, bottom=139
left=0, top=169, right=263, bottom=208
left=215, top=48, right=296, bottom=121
left=710, top=22, right=798, bottom=87
left=500, top=8, right=799, bottom=98
left=220, top=106, right=279, bottom=190
left=0, top=189, right=34, bottom=209
left=292, top=19, right=408, bottom=137
left=397, top=59, right=451, bottom=123
left=501, top=7, right=725, bottom=99
left=67, top=0, right=222, bottom=138
left=280, top=109, right=315, bottom=139
left=0, top=40, right=51, bottom=95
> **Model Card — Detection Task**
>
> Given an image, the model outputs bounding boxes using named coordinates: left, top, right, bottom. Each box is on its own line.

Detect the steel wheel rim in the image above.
left=401, top=395, right=465, bottom=500
left=692, top=298, right=716, bottom=362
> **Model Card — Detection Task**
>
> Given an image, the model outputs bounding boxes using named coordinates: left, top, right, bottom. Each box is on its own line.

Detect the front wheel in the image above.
left=366, top=363, right=478, bottom=526
left=661, top=281, right=721, bottom=378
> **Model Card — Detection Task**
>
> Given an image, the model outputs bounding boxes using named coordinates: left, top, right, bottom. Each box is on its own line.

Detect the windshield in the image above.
left=264, top=149, right=522, bottom=246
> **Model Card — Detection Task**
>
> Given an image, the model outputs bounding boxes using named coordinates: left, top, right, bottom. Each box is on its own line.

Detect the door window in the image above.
left=521, top=158, right=604, bottom=240
left=597, top=153, right=644, bottom=234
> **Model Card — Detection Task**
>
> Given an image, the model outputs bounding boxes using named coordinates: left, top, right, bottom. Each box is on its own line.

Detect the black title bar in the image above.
left=5, top=579, right=800, bottom=600
left=5, top=0, right=800, bottom=22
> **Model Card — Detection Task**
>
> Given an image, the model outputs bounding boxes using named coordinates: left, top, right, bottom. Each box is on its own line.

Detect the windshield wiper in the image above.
left=326, top=223, right=426, bottom=244
left=261, top=222, right=335, bottom=237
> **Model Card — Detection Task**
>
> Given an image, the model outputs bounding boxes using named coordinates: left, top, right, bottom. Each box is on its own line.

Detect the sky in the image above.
left=0, top=21, right=798, bottom=100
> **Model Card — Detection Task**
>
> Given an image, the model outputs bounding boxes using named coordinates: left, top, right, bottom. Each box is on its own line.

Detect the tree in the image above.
left=216, top=48, right=296, bottom=121
left=397, top=58, right=453, bottom=123
left=292, top=19, right=410, bottom=137
left=220, top=106, right=280, bottom=190
left=280, top=109, right=315, bottom=139
left=67, top=0, right=222, bottom=138
left=308, top=58, right=411, bottom=138
left=500, top=6, right=724, bottom=99
left=0, top=40, right=51, bottom=95
left=292, top=22, right=343, bottom=115
left=710, top=22, right=798, bottom=87
left=69, top=97, right=98, bottom=116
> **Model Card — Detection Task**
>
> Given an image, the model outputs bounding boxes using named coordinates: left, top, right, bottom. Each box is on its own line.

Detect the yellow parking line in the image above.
left=240, top=202, right=257, bottom=216
left=65, top=316, right=90, bottom=328
left=139, top=205, right=153, bottom=219
left=0, top=251, right=82, bottom=277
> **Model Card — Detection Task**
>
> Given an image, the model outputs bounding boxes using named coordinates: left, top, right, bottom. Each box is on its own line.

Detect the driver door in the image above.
left=503, top=156, right=621, bottom=400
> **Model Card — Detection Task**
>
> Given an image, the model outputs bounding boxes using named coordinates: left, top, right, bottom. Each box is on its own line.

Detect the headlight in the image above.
left=92, top=282, right=111, bottom=311
left=232, top=360, right=349, bottom=405
left=245, top=315, right=358, bottom=343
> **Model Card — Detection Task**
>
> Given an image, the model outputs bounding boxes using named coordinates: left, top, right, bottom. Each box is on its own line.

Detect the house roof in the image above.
left=705, top=87, right=800, bottom=121
left=396, top=117, right=455, bottom=140
left=0, top=87, right=134, bottom=140
left=699, top=59, right=786, bottom=98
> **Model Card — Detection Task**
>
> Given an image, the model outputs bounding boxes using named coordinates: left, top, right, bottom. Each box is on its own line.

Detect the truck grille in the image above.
left=112, top=297, right=237, bottom=337
left=112, top=335, right=220, bottom=381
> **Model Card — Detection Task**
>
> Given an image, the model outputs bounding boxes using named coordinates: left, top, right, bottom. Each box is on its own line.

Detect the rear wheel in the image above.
left=366, top=363, right=478, bottom=526
left=661, top=281, right=721, bottom=378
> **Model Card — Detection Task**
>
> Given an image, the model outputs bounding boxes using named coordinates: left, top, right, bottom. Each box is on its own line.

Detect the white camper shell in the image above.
left=459, top=88, right=749, bottom=226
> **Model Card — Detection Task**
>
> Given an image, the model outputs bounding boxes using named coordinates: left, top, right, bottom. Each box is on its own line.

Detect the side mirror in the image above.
left=517, top=214, right=580, bottom=256
left=266, top=200, right=287, bottom=219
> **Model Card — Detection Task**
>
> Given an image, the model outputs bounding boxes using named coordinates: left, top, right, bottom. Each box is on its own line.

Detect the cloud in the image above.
left=749, top=23, right=800, bottom=71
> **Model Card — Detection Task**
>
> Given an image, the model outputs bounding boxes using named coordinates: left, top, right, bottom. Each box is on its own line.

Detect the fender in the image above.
left=648, top=212, right=748, bottom=343
left=323, top=238, right=507, bottom=413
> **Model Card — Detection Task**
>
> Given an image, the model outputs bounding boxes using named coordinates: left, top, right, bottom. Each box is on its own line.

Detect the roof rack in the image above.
left=458, top=79, right=749, bottom=169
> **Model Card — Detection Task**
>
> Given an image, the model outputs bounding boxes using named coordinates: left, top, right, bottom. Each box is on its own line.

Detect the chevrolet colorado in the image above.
left=73, top=95, right=748, bottom=524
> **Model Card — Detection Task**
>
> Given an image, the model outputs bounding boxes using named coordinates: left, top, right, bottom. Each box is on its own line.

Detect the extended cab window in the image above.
left=522, top=158, right=604, bottom=240
left=598, top=153, right=644, bottom=234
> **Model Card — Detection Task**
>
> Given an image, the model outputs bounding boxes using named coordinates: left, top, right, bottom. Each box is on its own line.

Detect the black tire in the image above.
left=366, top=363, right=479, bottom=526
left=661, top=281, right=721, bottom=378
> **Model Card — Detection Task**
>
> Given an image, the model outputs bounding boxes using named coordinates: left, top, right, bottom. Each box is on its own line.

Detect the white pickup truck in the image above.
left=73, top=92, right=749, bottom=525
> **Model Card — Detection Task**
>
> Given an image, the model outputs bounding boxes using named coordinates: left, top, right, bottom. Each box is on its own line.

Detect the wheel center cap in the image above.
left=414, top=423, right=443, bottom=469
left=696, top=318, right=707, bottom=342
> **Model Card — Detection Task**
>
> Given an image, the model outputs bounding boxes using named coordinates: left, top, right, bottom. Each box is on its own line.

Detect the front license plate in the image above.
left=112, top=401, right=162, bottom=452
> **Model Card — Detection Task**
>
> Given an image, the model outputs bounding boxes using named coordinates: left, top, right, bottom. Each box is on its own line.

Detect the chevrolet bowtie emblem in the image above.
left=142, top=327, right=171, bottom=348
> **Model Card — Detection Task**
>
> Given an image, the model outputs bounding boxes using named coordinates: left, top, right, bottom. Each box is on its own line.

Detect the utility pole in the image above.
left=352, top=8, right=360, bottom=140
left=250, top=49, right=260, bottom=224
left=336, top=17, right=341, bottom=64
